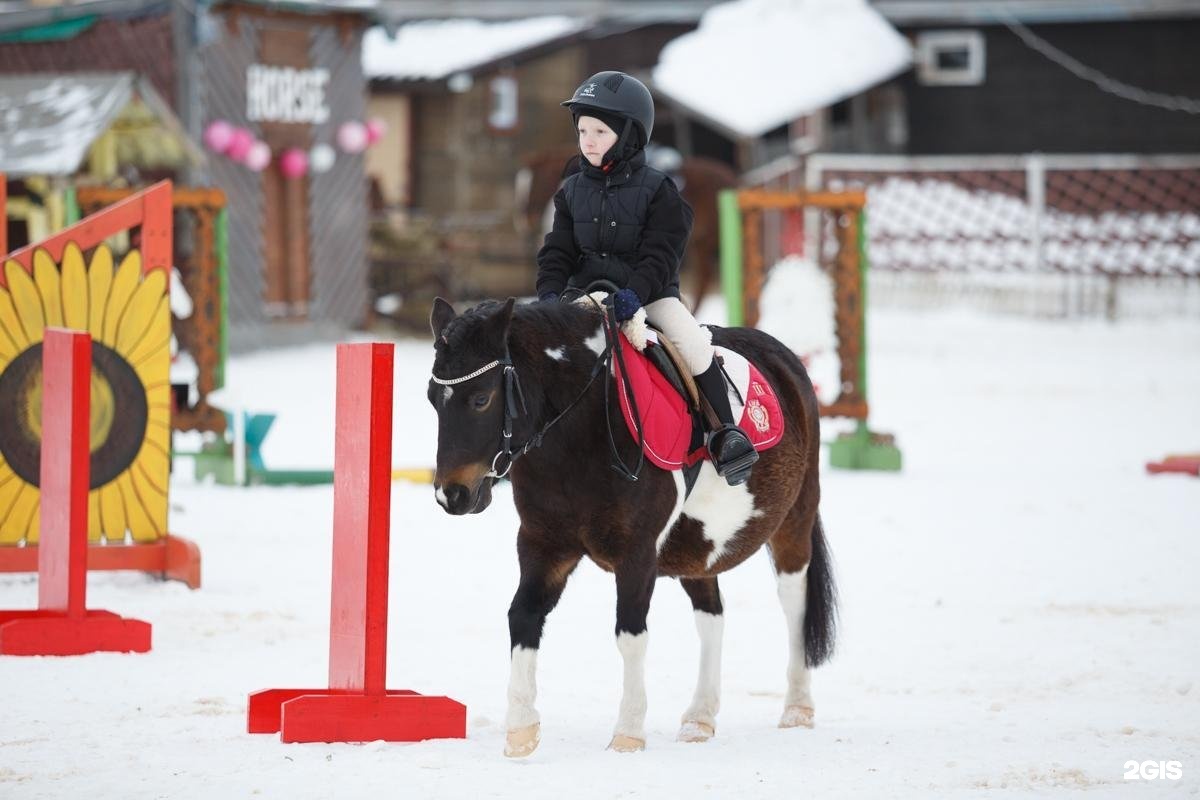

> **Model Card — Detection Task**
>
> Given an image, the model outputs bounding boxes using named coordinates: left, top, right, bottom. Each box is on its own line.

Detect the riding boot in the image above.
left=694, top=358, right=758, bottom=486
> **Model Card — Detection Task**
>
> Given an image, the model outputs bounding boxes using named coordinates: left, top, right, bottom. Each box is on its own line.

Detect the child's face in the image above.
left=577, top=115, right=619, bottom=167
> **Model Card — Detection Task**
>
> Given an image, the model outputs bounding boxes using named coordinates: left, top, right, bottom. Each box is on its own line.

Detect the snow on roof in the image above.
left=0, top=72, right=198, bottom=177
left=0, top=73, right=136, bottom=176
left=362, top=16, right=588, bottom=81
left=652, top=0, right=912, bottom=138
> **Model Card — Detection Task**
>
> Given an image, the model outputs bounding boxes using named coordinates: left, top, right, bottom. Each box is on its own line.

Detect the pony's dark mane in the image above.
left=439, top=299, right=601, bottom=358
left=438, top=299, right=506, bottom=352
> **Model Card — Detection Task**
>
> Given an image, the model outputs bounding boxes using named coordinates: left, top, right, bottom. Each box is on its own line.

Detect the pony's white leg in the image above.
left=678, top=577, right=724, bottom=742
left=776, top=564, right=815, bottom=728
left=505, top=549, right=580, bottom=757
left=611, top=631, right=649, bottom=751
left=679, top=611, right=724, bottom=741
left=610, top=553, right=656, bottom=752
left=505, top=646, right=541, bottom=756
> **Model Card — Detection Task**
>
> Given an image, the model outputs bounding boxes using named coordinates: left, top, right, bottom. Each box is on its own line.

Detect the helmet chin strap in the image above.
left=600, top=117, right=635, bottom=171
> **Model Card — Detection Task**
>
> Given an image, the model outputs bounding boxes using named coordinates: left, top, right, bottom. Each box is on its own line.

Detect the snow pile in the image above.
left=363, top=17, right=588, bottom=81
left=653, top=0, right=911, bottom=137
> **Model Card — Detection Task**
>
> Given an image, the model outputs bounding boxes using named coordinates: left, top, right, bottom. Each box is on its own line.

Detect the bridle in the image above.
left=432, top=344, right=608, bottom=481
left=430, top=291, right=646, bottom=483
left=432, top=352, right=526, bottom=479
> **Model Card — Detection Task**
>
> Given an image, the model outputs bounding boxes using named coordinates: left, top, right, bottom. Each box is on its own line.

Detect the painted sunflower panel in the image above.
left=0, top=243, right=171, bottom=544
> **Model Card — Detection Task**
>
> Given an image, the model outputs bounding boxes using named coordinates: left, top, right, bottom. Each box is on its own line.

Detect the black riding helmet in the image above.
left=561, top=71, right=655, bottom=148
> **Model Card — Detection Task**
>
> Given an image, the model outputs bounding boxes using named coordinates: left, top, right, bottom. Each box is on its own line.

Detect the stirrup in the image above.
left=708, top=425, right=758, bottom=486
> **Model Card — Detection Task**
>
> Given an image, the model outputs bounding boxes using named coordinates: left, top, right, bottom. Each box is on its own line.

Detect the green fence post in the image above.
left=215, top=207, right=229, bottom=390
left=718, top=189, right=744, bottom=327
left=64, top=186, right=80, bottom=225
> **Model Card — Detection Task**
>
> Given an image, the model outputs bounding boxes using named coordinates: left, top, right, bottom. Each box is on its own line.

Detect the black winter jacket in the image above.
left=536, top=149, right=694, bottom=304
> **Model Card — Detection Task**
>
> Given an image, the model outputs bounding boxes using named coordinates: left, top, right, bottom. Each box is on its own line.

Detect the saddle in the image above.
left=611, top=325, right=785, bottom=495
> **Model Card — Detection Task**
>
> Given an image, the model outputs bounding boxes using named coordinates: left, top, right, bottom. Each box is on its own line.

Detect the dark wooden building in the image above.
left=874, top=0, right=1200, bottom=154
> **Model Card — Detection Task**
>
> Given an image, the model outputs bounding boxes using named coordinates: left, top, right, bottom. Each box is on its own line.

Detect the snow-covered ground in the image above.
left=2, top=307, right=1198, bottom=798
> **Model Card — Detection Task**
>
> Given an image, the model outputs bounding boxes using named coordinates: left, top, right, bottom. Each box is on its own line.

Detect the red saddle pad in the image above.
left=612, top=332, right=785, bottom=471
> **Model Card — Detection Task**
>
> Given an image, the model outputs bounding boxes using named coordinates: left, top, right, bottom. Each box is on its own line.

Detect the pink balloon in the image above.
left=244, top=141, right=271, bottom=172
left=365, top=118, right=387, bottom=145
left=203, top=120, right=234, bottom=153
left=280, top=148, right=309, bottom=179
left=336, top=121, right=368, bottom=154
left=226, top=128, right=255, bottom=162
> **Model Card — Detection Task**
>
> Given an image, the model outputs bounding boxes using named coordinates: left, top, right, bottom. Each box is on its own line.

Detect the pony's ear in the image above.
left=482, top=297, right=516, bottom=347
left=430, top=297, right=456, bottom=339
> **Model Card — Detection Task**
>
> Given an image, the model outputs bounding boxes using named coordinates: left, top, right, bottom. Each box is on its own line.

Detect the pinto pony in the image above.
left=428, top=297, right=836, bottom=756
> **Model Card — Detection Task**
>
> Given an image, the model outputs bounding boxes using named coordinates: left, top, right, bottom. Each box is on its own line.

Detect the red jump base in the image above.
left=1145, top=456, right=1200, bottom=477
left=247, top=688, right=467, bottom=743
left=0, top=609, right=152, bottom=656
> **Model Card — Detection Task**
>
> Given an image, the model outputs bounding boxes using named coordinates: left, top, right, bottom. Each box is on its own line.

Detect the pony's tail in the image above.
left=804, top=512, right=838, bottom=668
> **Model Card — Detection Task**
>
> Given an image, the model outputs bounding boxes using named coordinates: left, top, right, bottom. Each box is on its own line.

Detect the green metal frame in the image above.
left=718, top=196, right=901, bottom=471
left=215, top=208, right=229, bottom=390
left=718, top=190, right=745, bottom=327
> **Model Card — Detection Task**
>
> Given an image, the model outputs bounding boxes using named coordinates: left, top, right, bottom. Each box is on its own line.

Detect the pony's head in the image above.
left=428, top=297, right=517, bottom=515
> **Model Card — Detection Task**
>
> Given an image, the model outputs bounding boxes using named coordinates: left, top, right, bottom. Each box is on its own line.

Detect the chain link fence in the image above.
left=747, top=154, right=1200, bottom=318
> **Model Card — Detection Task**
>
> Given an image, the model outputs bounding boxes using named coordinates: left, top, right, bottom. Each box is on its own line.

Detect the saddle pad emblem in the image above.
left=747, top=398, right=770, bottom=433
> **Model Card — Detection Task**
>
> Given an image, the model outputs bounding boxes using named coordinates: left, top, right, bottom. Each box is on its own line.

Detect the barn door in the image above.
left=258, top=25, right=313, bottom=319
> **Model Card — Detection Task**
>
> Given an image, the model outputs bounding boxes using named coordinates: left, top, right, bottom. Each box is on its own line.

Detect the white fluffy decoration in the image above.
left=757, top=257, right=836, bottom=357
left=620, top=307, right=650, bottom=351
left=757, top=256, right=839, bottom=404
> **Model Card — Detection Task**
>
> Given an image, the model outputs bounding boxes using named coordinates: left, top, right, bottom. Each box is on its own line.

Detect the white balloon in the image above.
left=337, top=121, right=368, bottom=154
left=309, top=143, right=336, bottom=173
left=244, top=141, right=271, bottom=172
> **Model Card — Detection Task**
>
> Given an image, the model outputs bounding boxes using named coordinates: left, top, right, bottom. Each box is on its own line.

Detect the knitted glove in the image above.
left=613, top=288, right=642, bottom=322
left=538, top=291, right=560, bottom=303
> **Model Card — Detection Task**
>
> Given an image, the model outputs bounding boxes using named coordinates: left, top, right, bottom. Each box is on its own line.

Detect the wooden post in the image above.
left=247, top=342, right=465, bottom=743
left=36, top=331, right=92, bottom=618
left=0, top=330, right=152, bottom=656
left=328, top=343, right=393, bottom=694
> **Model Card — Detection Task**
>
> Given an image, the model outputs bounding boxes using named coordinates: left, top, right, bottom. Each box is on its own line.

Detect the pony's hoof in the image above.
left=677, top=721, right=715, bottom=742
left=778, top=705, right=815, bottom=729
left=608, top=734, right=646, bottom=753
left=504, top=723, right=540, bottom=757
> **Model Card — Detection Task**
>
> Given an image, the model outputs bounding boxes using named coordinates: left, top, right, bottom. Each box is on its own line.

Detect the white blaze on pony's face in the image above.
left=428, top=297, right=516, bottom=516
